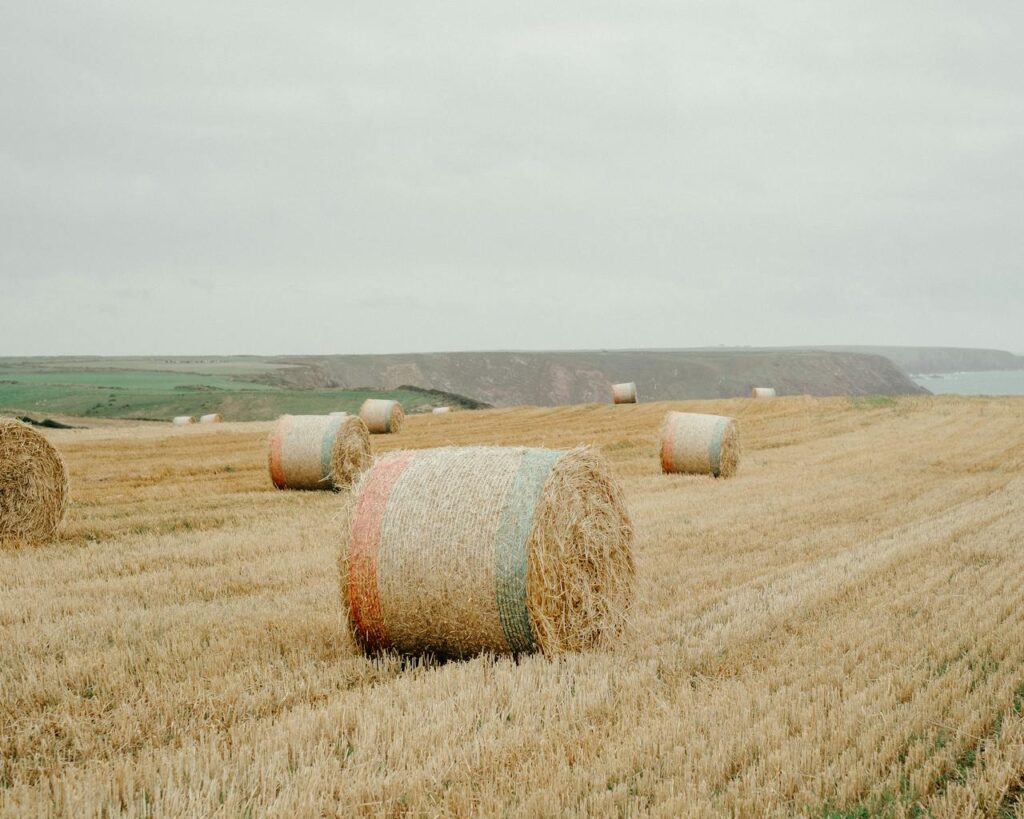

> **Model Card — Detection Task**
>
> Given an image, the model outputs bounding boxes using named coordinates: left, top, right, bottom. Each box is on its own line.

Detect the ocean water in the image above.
left=912, top=370, right=1024, bottom=396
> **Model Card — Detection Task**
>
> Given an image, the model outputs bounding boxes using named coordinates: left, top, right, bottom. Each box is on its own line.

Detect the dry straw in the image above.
left=198, top=413, right=223, bottom=424
left=0, top=419, right=70, bottom=546
left=611, top=382, right=638, bottom=404
left=268, top=414, right=371, bottom=491
left=359, top=399, right=404, bottom=434
left=751, top=387, right=777, bottom=398
left=660, top=411, right=740, bottom=478
left=172, top=416, right=196, bottom=426
left=340, top=445, right=635, bottom=658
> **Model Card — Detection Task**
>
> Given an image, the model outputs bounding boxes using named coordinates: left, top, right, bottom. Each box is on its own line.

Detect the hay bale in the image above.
left=751, top=387, right=776, bottom=398
left=0, top=419, right=69, bottom=546
left=431, top=407, right=452, bottom=414
left=268, top=414, right=371, bottom=491
left=340, top=445, right=635, bottom=658
left=611, top=382, right=637, bottom=404
left=172, top=416, right=196, bottom=426
left=359, top=399, right=404, bottom=434
left=198, top=413, right=223, bottom=424
left=660, top=411, right=740, bottom=478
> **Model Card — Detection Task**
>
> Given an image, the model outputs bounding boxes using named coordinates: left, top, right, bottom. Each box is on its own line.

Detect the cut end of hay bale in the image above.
left=660, top=411, right=740, bottom=478
left=359, top=399, right=404, bottom=434
left=172, top=416, right=196, bottom=426
left=339, top=445, right=635, bottom=658
left=751, top=387, right=777, bottom=399
left=0, top=419, right=69, bottom=547
left=198, top=413, right=224, bottom=424
left=611, top=382, right=638, bottom=404
left=268, top=414, right=371, bottom=491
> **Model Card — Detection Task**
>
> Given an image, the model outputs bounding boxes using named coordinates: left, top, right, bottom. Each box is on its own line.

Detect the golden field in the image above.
left=2, top=396, right=1023, bottom=817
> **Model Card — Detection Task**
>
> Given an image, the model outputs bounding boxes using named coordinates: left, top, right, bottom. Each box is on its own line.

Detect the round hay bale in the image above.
left=751, top=387, right=776, bottom=399
left=611, top=382, right=637, bottom=404
left=198, top=413, right=223, bottom=424
left=660, top=411, right=740, bottom=478
left=340, top=445, right=635, bottom=658
left=268, top=414, right=371, bottom=491
left=431, top=406, right=452, bottom=415
left=0, top=419, right=69, bottom=546
left=359, top=399, right=404, bottom=434
left=172, top=416, right=196, bottom=426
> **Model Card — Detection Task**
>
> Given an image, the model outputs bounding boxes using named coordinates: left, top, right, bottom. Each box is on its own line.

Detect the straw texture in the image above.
left=611, top=382, right=637, bottom=404
left=198, top=413, right=223, bottom=424
left=359, top=399, right=404, bottom=434
left=172, top=416, right=195, bottom=426
left=340, top=445, right=635, bottom=658
left=660, top=411, right=740, bottom=478
left=751, top=387, right=777, bottom=398
left=0, top=419, right=70, bottom=546
left=268, top=414, right=371, bottom=491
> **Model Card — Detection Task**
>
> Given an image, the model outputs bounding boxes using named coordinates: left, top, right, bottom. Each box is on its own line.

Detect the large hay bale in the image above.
left=268, top=414, right=371, bottom=491
left=172, top=416, right=195, bottom=426
left=611, top=382, right=637, bottom=404
left=198, top=413, right=223, bottom=424
left=751, top=387, right=776, bottom=398
left=0, top=419, right=70, bottom=546
left=340, top=445, right=635, bottom=658
left=359, top=399, right=404, bottom=434
left=660, top=411, right=740, bottom=478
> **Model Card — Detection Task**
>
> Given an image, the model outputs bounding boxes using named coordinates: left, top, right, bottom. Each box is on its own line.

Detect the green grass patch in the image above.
left=849, top=395, right=898, bottom=410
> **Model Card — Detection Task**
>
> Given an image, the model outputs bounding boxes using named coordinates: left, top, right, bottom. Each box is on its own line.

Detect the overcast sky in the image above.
left=2, top=2, right=1022, bottom=356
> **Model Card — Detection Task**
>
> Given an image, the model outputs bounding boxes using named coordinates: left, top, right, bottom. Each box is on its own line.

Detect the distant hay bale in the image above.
left=611, top=382, right=638, bottom=404
left=0, top=419, right=69, bottom=546
left=268, top=414, right=371, bottom=491
left=359, top=399, right=404, bottom=434
left=198, top=413, right=223, bottom=424
left=340, top=445, right=635, bottom=658
left=431, top=407, right=452, bottom=414
left=172, top=416, right=196, bottom=426
left=751, top=387, right=777, bottom=399
left=660, top=411, right=740, bottom=478
left=329, top=411, right=349, bottom=417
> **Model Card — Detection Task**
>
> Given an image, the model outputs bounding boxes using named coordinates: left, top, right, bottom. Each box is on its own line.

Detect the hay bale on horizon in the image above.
left=611, top=382, right=638, bottom=404
left=431, top=407, right=452, bottom=414
left=268, top=414, right=371, bottom=491
left=340, top=445, right=635, bottom=658
left=359, top=399, right=404, bottom=434
left=751, top=387, right=777, bottom=398
left=660, top=411, right=740, bottom=478
left=172, top=416, right=195, bottom=426
left=0, top=419, right=69, bottom=546
left=198, top=413, right=223, bottom=424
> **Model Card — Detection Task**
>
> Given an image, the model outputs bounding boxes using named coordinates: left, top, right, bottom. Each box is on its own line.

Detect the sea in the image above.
left=912, top=370, right=1024, bottom=396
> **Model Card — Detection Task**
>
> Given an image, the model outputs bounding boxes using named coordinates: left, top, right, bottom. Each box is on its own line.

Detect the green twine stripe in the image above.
left=494, top=449, right=561, bottom=653
left=319, top=414, right=347, bottom=486
left=707, top=416, right=730, bottom=477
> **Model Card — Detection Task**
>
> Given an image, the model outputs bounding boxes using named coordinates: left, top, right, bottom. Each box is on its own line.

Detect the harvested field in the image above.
left=2, top=396, right=1024, bottom=817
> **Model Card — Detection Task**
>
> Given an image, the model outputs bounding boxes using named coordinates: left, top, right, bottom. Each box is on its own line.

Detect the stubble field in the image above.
left=2, top=396, right=1023, bottom=817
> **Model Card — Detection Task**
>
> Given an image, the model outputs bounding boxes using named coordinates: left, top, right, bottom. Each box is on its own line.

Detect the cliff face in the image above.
left=265, top=349, right=928, bottom=407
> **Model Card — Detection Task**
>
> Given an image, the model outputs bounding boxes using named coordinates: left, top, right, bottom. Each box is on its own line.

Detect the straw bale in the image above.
left=359, top=399, right=404, bottom=434
left=198, top=413, right=223, bottom=424
left=339, top=445, right=635, bottom=658
left=751, top=387, right=777, bottom=398
left=431, top=407, right=452, bottom=414
left=660, top=411, right=740, bottom=477
left=172, top=416, right=195, bottom=426
left=268, top=414, right=371, bottom=491
left=611, top=382, right=637, bottom=404
left=0, top=419, right=69, bottom=546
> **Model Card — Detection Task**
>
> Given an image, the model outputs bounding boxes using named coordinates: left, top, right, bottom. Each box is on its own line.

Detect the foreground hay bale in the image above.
left=751, top=387, right=777, bottom=398
left=0, top=419, right=69, bottom=546
left=172, top=416, right=195, bottom=426
left=359, top=399, right=404, bottom=434
left=268, top=414, right=371, bottom=491
left=660, top=411, right=740, bottom=478
left=198, top=413, right=223, bottom=424
left=611, top=382, right=638, bottom=404
left=340, top=445, right=635, bottom=658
